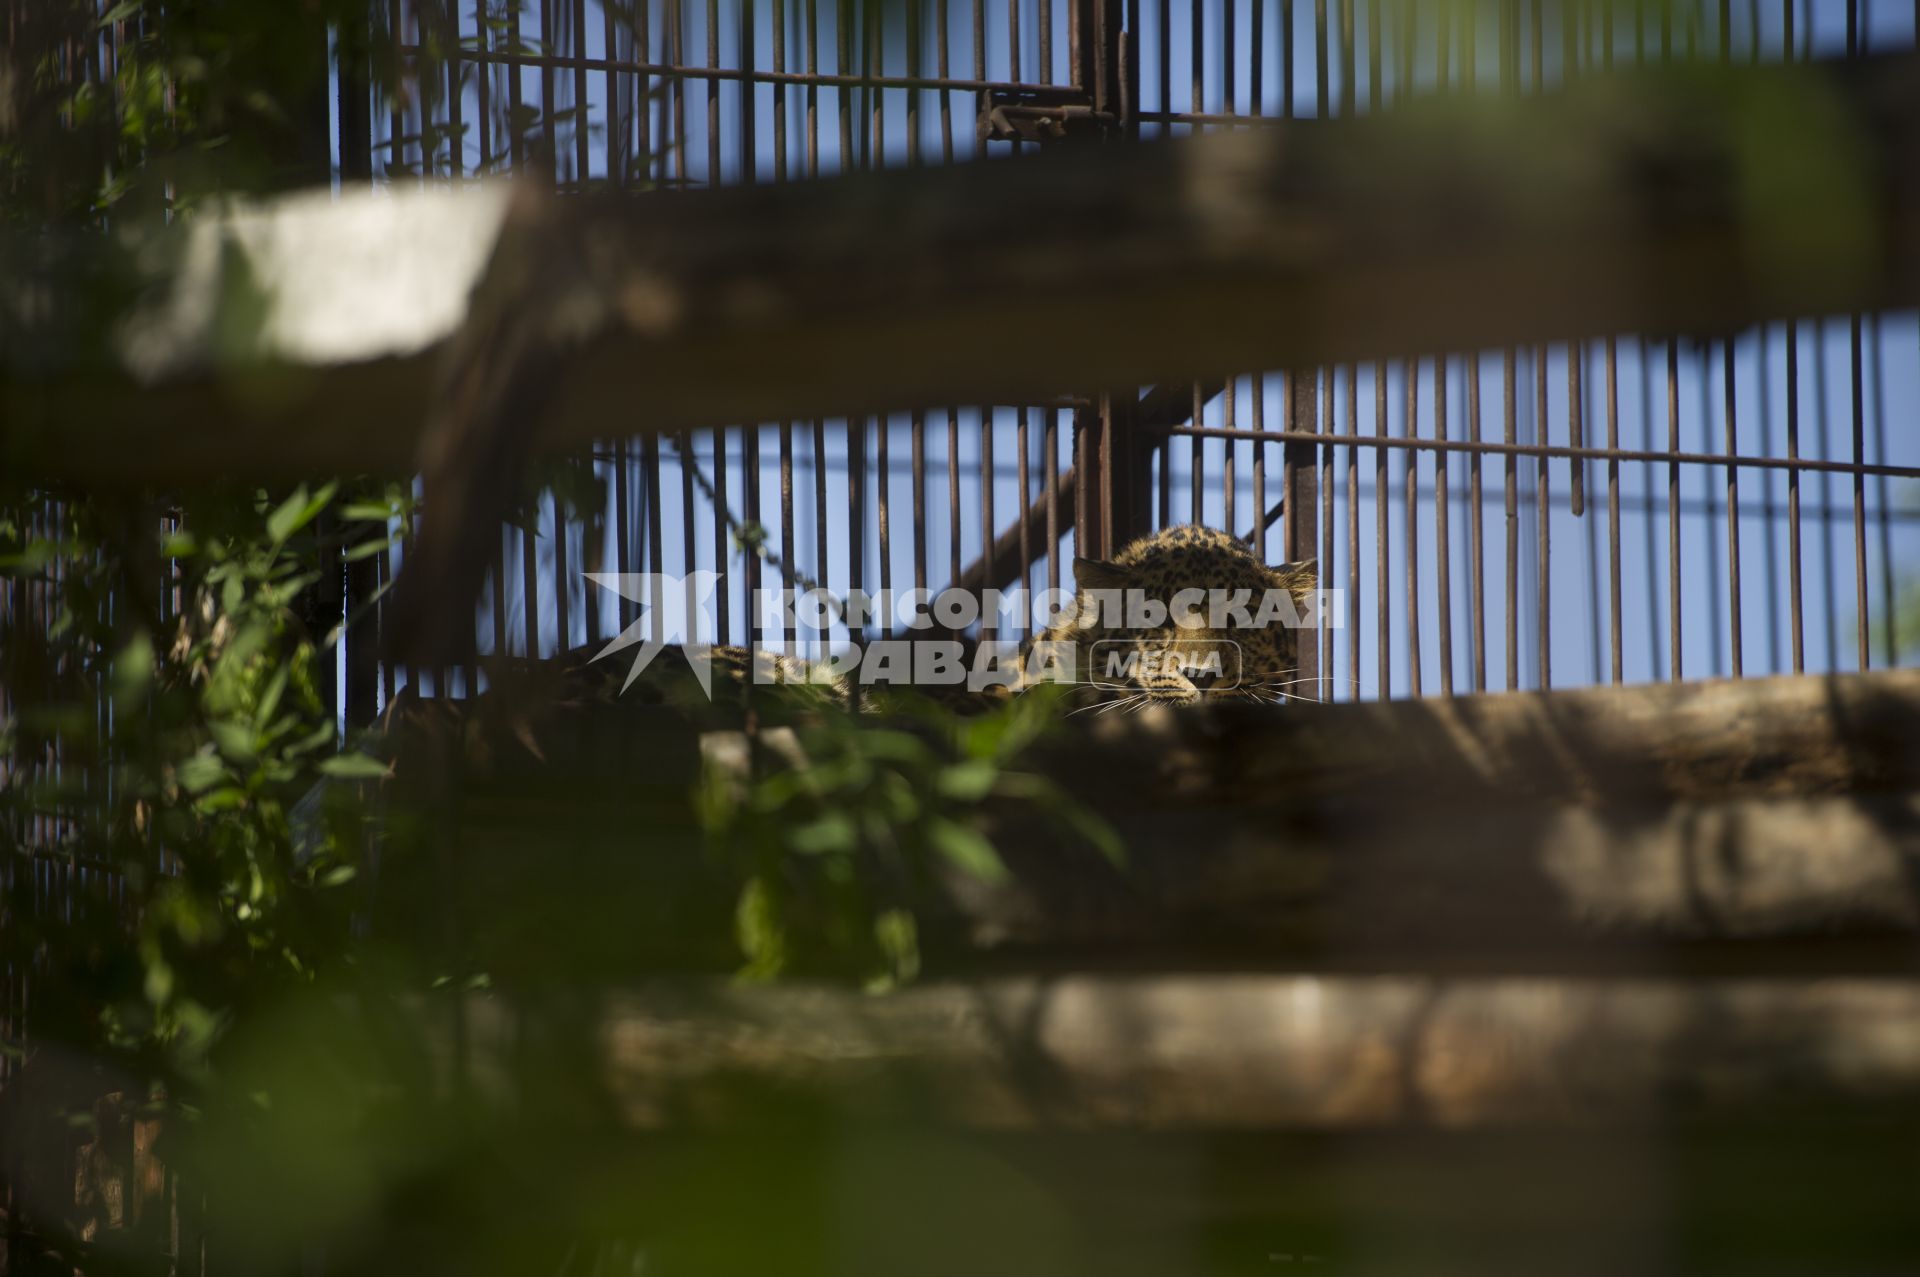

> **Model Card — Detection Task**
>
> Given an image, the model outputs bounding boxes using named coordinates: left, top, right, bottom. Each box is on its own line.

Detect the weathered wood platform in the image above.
left=359, top=665, right=1920, bottom=1135
left=8, top=52, right=1920, bottom=484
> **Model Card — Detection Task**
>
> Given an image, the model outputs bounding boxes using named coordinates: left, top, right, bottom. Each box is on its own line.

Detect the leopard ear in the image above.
left=1269, top=559, right=1319, bottom=600
left=1073, top=557, right=1132, bottom=590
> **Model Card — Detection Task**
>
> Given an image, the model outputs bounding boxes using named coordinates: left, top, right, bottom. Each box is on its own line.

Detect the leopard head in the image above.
left=1038, top=524, right=1317, bottom=708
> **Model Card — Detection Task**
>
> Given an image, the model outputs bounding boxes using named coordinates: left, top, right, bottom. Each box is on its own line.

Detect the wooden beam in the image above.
left=8, top=53, right=1920, bottom=484
left=533, top=975, right=1920, bottom=1128
left=394, top=665, right=1920, bottom=964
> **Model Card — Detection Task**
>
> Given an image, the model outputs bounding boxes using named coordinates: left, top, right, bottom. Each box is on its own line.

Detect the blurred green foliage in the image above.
left=2, top=3, right=1072, bottom=1266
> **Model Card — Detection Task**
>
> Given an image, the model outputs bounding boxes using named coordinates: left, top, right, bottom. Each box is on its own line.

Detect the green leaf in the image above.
left=928, top=817, right=1008, bottom=884
left=869, top=908, right=920, bottom=991
left=194, top=787, right=248, bottom=814
left=343, top=536, right=397, bottom=562
left=788, top=811, right=856, bottom=855
left=265, top=480, right=337, bottom=545
left=936, top=759, right=998, bottom=802
left=208, top=718, right=256, bottom=762
left=848, top=728, right=934, bottom=766
left=111, top=630, right=154, bottom=709
left=318, top=753, right=390, bottom=780
left=253, top=663, right=289, bottom=728
left=733, top=876, right=787, bottom=980
left=176, top=751, right=227, bottom=794
left=318, top=864, right=357, bottom=888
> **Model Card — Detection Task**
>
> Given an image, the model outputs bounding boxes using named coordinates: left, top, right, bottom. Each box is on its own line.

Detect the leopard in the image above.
left=1022, top=523, right=1319, bottom=708
left=552, top=523, right=1318, bottom=713
left=297, top=524, right=1314, bottom=856
left=363, top=524, right=1316, bottom=748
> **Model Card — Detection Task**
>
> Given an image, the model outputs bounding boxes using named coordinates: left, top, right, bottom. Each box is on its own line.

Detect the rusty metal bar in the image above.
left=1287, top=369, right=1321, bottom=700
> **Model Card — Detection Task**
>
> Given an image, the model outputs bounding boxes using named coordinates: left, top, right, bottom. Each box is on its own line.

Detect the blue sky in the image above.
left=345, top=0, right=1920, bottom=706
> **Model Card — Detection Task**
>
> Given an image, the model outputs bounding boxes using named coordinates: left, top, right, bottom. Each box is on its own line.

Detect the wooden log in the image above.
left=1037, top=667, right=1920, bottom=803
left=728, top=670, right=1920, bottom=960
left=368, top=663, right=1920, bottom=965
left=7, top=53, right=1920, bottom=484
left=526, top=975, right=1920, bottom=1129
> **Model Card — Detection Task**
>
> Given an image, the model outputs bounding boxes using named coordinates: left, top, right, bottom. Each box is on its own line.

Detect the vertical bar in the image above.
left=1378, top=363, right=1392, bottom=696
left=1434, top=356, right=1451, bottom=695
left=1287, top=369, right=1320, bottom=699
left=1467, top=352, right=1486, bottom=691
left=1785, top=320, right=1803, bottom=672
left=781, top=421, right=797, bottom=652
left=806, top=0, right=820, bottom=177
left=713, top=427, right=731, bottom=639
left=1252, top=375, right=1267, bottom=550
left=1224, top=381, right=1237, bottom=533
left=1321, top=366, right=1335, bottom=700
left=1535, top=348, right=1551, bottom=689
left=1252, top=0, right=1266, bottom=116
left=1723, top=339, right=1743, bottom=677
left=740, top=0, right=756, bottom=184
left=1666, top=342, right=1682, bottom=682
left=522, top=498, right=541, bottom=659
left=1340, top=0, right=1356, bottom=116
left=869, top=0, right=883, bottom=168
left=1158, top=0, right=1171, bottom=136
left=913, top=411, right=930, bottom=596
left=572, top=0, right=590, bottom=185
left=1157, top=427, right=1172, bottom=531
left=707, top=0, right=721, bottom=182
left=1368, top=0, right=1382, bottom=112
left=1872, top=314, right=1897, bottom=665
left=980, top=407, right=995, bottom=641
left=847, top=414, right=866, bottom=645
left=949, top=409, right=963, bottom=593
left=907, top=0, right=923, bottom=166
left=1605, top=336, right=1623, bottom=684
left=813, top=417, right=828, bottom=653
left=1192, top=384, right=1205, bottom=524
left=554, top=482, right=572, bottom=654
left=1347, top=364, right=1361, bottom=699
left=746, top=421, right=763, bottom=650
left=842, top=0, right=857, bottom=170
left=1046, top=408, right=1062, bottom=595
left=1284, top=0, right=1296, bottom=118
left=1404, top=359, right=1421, bottom=696
left=1850, top=314, right=1868, bottom=671
left=672, top=0, right=689, bottom=185
left=1099, top=395, right=1116, bottom=558
left=1505, top=358, right=1521, bottom=691
left=1315, top=0, right=1329, bottom=115
left=1223, top=0, right=1235, bottom=115
left=1018, top=407, right=1033, bottom=635
left=878, top=414, right=893, bottom=603
left=1040, top=0, right=1054, bottom=81
left=1075, top=410, right=1092, bottom=554
left=680, top=431, right=699, bottom=646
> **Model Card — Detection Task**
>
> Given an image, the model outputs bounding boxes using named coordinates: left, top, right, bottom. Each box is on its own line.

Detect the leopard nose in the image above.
left=1187, top=665, right=1227, bottom=691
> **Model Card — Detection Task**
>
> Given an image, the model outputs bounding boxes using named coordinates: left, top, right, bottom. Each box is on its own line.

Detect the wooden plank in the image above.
left=6, top=53, right=1920, bottom=485
left=523, top=975, right=1920, bottom=1129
